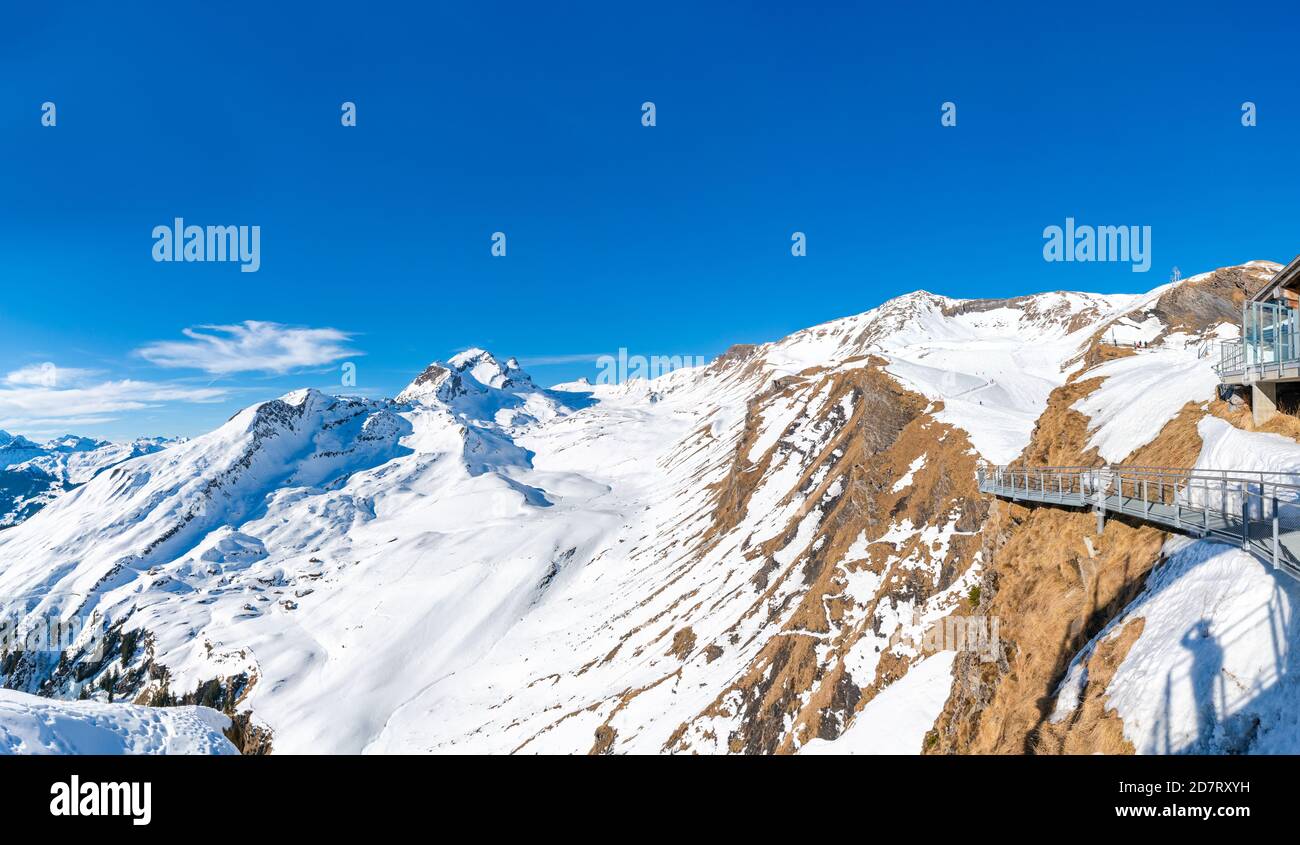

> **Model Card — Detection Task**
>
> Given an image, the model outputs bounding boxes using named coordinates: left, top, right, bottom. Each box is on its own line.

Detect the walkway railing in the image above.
left=1215, top=339, right=1246, bottom=377
left=977, top=464, right=1300, bottom=580
left=1213, top=337, right=1300, bottom=380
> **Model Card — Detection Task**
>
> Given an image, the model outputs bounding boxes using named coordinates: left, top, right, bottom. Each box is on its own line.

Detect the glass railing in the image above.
left=1216, top=301, right=1300, bottom=379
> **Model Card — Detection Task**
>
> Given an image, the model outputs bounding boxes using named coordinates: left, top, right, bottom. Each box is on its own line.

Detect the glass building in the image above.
left=1217, top=256, right=1300, bottom=424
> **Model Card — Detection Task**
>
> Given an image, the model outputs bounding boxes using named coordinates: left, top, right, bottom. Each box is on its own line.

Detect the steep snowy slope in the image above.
left=0, top=432, right=175, bottom=528
left=0, top=465, right=65, bottom=529
left=0, top=260, right=1292, bottom=755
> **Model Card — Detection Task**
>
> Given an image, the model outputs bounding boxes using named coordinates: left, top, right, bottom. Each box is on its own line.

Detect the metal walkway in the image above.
left=977, top=465, right=1300, bottom=580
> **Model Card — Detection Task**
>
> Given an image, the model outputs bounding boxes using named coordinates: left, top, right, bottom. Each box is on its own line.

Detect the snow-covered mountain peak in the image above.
left=448, top=347, right=533, bottom=389
left=550, top=376, right=593, bottom=392
left=395, top=362, right=454, bottom=405
left=46, top=435, right=108, bottom=453
left=761, top=286, right=1119, bottom=382
left=883, top=289, right=950, bottom=307
left=0, top=433, right=41, bottom=454
left=397, top=349, right=540, bottom=410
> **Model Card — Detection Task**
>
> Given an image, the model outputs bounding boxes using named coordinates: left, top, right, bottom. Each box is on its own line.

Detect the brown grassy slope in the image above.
left=660, top=361, right=988, bottom=753
left=927, top=388, right=1206, bottom=754
left=925, top=266, right=1276, bottom=754
left=685, top=270, right=1247, bottom=754
left=1013, top=376, right=1104, bottom=468
left=1211, top=397, right=1300, bottom=443
left=1037, top=618, right=1145, bottom=754
left=574, top=266, right=1269, bottom=755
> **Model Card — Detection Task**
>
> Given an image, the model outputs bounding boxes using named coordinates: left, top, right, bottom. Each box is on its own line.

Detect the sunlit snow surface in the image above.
left=799, top=652, right=956, bottom=755
left=868, top=292, right=1143, bottom=464
left=1073, top=348, right=1217, bottom=463
left=0, top=689, right=234, bottom=755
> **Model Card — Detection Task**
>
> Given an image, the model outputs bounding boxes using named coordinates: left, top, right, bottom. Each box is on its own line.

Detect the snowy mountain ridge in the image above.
left=0, top=432, right=179, bottom=529
left=1, top=260, right=1295, bottom=755
left=0, top=431, right=177, bottom=483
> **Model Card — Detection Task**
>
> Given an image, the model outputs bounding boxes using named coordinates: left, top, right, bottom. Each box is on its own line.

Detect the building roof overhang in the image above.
left=1251, top=255, right=1300, bottom=303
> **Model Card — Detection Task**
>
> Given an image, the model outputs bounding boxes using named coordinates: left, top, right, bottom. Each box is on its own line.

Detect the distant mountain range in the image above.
left=0, top=432, right=176, bottom=528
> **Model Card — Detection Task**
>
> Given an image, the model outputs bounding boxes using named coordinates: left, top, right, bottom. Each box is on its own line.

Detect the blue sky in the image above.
left=0, top=1, right=1297, bottom=440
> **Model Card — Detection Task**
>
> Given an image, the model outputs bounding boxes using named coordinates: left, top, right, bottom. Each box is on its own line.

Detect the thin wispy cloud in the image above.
left=516, top=353, right=604, bottom=367
left=136, top=321, right=361, bottom=375
left=0, top=379, right=227, bottom=433
left=4, top=363, right=101, bottom=387
left=4, top=418, right=119, bottom=440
